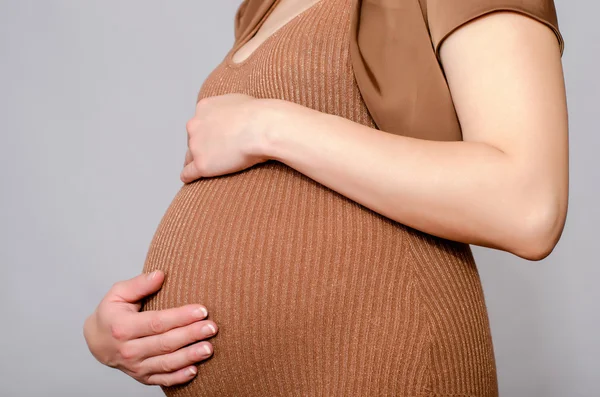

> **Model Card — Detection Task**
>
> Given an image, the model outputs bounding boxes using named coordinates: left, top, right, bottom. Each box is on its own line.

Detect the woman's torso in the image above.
left=141, top=0, right=499, bottom=395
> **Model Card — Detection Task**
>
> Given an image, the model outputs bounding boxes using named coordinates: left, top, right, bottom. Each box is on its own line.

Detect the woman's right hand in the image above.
left=83, top=270, right=218, bottom=387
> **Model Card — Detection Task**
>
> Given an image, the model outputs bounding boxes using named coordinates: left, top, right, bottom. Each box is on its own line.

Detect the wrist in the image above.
left=246, top=98, right=291, bottom=161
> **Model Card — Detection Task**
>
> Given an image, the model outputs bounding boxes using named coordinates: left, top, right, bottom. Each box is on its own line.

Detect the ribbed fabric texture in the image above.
left=141, top=0, right=499, bottom=395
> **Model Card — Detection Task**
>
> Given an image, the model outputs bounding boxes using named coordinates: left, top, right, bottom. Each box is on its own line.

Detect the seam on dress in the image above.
left=405, top=229, right=434, bottom=396
left=407, top=231, right=480, bottom=397
left=407, top=232, right=478, bottom=397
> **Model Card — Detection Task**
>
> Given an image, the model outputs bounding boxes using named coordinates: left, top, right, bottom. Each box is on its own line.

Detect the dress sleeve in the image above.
left=426, top=0, right=565, bottom=60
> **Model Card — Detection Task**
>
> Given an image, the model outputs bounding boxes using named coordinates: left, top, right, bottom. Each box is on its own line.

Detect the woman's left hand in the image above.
left=180, top=93, right=270, bottom=183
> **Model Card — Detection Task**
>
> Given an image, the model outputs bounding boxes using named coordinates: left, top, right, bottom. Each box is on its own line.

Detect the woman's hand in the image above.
left=180, top=93, right=270, bottom=183
left=83, top=271, right=218, bottom=387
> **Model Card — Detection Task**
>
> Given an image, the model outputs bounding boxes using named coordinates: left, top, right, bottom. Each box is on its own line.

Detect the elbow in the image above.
left=511, top=195, right=567, bottom=261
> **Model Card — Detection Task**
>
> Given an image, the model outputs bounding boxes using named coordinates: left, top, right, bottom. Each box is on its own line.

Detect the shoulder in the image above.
left=423, top=0, right=564, bottom=61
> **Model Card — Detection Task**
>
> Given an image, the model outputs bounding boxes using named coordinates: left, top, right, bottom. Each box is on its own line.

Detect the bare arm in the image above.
left=251, top=11, right=569, bottom=261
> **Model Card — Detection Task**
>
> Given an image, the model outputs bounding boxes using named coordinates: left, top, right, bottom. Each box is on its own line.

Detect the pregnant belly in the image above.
left=140, top=160, right=427, bottom=396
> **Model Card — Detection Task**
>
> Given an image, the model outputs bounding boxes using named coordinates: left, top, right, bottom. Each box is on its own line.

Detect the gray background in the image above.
left=0, top=0, right=597, bottom=396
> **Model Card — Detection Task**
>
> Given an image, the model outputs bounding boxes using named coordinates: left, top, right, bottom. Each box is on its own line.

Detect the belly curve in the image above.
left=139, top=160, right=426, bottom=396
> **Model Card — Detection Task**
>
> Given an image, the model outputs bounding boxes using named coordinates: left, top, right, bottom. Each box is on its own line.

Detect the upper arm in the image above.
left=436, top=9, right=569, bottom=254
left=438, top=10, right=567, bottom=153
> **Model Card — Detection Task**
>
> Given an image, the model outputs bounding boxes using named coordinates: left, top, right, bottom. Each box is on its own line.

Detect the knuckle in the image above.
left=149, top=316, right=164, bottom=334
left=109, top=281, right=124, bottom=295
left=138, top=378, right=151, bottom=386
left=126, top=362, right=143, bottom=378
left=196, top=96, right=210, bottom=108
left=158, top=357, right=175, bottom=373
left=157, top=335, right=173, bottom=354
left=120, top=364, right=146, bottom=382
left=110, top=323, right=127, bottom=341
left=185, top=118, right=199, bottom=136
left=156, top=375, right=173, bottom=387
left=104, top=355, right=119, bottom=369
left=118, top=344, right=136, bottom=361
left=140, top=374, right=155, bottom=386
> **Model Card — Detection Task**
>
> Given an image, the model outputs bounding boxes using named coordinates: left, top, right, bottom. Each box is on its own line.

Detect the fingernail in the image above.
left=206, top=323, right=216, bottom=334
left=193, top=306, right=207, bottom=318
left=188, top=366, right=197, bottom=376
left=203, top=344, right=212, bottom=355
left=147, top=271, right=157, bottom=280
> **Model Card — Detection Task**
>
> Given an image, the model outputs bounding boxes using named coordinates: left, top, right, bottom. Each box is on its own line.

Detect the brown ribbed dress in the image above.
left=140, top=0, right=500, bottom=395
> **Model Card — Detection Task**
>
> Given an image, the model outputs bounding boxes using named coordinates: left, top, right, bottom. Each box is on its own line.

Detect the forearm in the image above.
left=253, top=98, right=561, bottom=261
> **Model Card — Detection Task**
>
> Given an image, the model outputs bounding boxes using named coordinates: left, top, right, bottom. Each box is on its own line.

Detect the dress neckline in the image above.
left=226, top=0, right=325, bottom=68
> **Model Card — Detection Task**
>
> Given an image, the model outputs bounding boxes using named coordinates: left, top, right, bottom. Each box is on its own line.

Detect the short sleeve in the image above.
left=426, top=0, right=565, bottom=60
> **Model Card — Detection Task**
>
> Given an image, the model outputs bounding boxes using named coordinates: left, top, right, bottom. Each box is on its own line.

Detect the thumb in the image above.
left=183, top=148, right=193, bottom=168
left=180, top=160, right=201, bottom=184
left=108, top=270, right=165, bottom=304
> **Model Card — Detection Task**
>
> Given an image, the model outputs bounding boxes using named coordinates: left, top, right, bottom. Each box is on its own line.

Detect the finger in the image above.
left=183, top=148, right=193, bottom=168
left=145, top=365, right=198, bottom=387
left=128, top=304, right=209, bottom=339
left=180, top=160, right=201, bottom=184
left=141, top=340, right=213, bottom=375
left=108, top=270, right=165, bottom=305
left=131, top=319, right=218, bottom=360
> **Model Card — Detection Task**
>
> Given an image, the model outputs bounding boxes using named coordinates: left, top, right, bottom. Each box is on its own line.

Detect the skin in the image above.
left=83, top=270, right=219, bottom=386
left=232, top=0, right=324, bottom=64
left=85, top=5, right=569, bottom=388
left=182, top=10, right=569, bottom=261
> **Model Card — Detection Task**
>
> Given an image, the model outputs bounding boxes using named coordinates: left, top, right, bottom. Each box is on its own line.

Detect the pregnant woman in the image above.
left=84, top=0, right=568, bottom=395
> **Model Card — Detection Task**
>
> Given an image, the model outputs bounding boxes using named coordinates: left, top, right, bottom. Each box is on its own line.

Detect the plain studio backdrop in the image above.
left=0, top=1, right=598, bottom=396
